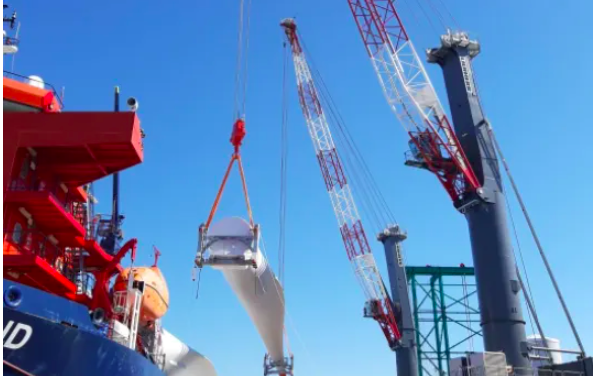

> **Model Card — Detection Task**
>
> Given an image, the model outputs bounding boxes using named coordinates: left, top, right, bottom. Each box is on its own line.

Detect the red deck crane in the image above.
left=347, top=0, right=481, bottom=207
left=345, top=0, right=553, bottom=371
left=281, top=18, right=401, bottom=349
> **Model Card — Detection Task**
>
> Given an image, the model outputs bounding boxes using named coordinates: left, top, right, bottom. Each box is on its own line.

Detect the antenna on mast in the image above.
left=3, top=5, right=19, bottom=57
left=3, top=5, right=17, bottom=29
left=100, top=87, right=125, bottom=254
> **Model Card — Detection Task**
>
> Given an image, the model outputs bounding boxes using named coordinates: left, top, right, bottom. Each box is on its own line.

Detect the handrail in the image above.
left=88, top=213, right=124, bottom=247
left=3, top=70, right=64, bottom=108
left=3, top=36, right=19, bottom=46
left=4, top=230, right=71, bottom=275
left=7, top=177, right=87, bottom=228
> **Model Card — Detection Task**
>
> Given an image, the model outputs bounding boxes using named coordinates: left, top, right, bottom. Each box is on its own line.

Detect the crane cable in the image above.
left=232, top=0, right=252, bottom=119
left=278, top=41, right=289, bottom=287
left=503, top=178, right=549, bottom=351
left=195, top=0, right=254, bottom=297
left=434, top=0, right=461, bottom=30
left=504, top=186, right=539, bottom=338
left=385, top=0, right=578, bottom=356
left=488, top=122, right=586, bottom=357
left=204, top=0, right=255, bottom=230
left=261, top=234, right=316, bottom=367
left=423, top=0, right=448, bottom=31
left=474, top=60, right=573, bottom=354
left=405, top=0, right=440, bottom=35
left=298, top=33, right=398, bottom=235
left=399, top=0, right=461, bottom=41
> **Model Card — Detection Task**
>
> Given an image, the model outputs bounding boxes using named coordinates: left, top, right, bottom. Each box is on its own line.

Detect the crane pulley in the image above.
left=281, top=18, right=401, bottom=349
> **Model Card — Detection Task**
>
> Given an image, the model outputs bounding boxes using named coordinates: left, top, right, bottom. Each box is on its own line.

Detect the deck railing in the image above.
left=449, top=366, right=584, bottom=376
left=4, top=230, right=73, bottom=276
left=88, top=213, right=124, bottom=252
left=3, top=70, right=63, bottom=108
left=3, top=36, right=19, bottom=46
left=8, top=176, right=88, bottom=229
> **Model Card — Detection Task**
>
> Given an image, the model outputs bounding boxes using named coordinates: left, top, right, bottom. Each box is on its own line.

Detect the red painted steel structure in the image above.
left=203, top=118, right=254, bottom=231
left=3, top=81, right=144, bottom=312
left=347, top=0, right=481, bottom=203
left=282, top=19, right=401, bottom=348
left=3, top=76, right=61, bottom=112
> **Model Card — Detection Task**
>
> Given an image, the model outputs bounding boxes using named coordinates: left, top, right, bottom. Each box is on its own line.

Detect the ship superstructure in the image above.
left=2, top=6, right=216, bottom=376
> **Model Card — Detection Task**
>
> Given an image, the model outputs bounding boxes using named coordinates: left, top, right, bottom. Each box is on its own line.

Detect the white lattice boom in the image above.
left=347, top=0, right=481, bottom=202
left=281, top=18, right=401, bottom=348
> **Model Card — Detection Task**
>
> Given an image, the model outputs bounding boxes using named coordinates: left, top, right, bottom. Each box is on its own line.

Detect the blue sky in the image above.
left=7, top=0, right=592, bottom=375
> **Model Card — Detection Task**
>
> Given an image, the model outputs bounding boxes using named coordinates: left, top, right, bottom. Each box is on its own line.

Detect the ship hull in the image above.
left=3, top=280, right=164, bottom=376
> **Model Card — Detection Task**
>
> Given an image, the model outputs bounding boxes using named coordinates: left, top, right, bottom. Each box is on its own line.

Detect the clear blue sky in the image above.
left=7, top=0, right=592, bottom=374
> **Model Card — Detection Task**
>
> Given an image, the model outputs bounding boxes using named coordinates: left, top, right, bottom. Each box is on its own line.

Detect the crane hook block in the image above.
left=230, top=118, right=246, bottom=150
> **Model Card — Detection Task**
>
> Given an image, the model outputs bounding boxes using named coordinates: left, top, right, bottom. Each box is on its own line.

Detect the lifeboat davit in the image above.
left=113, top=266, right=169, bottom=323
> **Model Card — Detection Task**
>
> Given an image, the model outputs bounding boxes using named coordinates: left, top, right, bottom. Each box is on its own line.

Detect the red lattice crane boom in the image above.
left=281, top=18, right=401, bottom=349
left=347, top=0, right=481, bottom=205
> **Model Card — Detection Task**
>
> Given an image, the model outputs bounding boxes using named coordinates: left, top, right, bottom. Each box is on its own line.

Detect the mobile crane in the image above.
left=281, top=18, right=403, bottom=352
left=346, top=0, right=531, bottom=370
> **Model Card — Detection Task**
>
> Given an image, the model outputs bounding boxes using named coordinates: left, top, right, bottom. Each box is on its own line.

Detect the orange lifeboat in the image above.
left=113, top=266, right=169, bottom=323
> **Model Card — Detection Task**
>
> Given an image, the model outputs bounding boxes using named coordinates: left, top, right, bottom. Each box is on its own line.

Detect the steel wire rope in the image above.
left=310, top=67, right=398, bottom=226
left=434, top=0, right=461, bottom=30
left=298, top=33, right=398, bottom=229
left=278, top=41, right=290, bottom=287
left=470, top=61, right=555, bottom=351
left=259, top=234, right=318, bottom=368
left=314, top=75, right=387, bottom=232
left=232, top=0, right=246, bottom=119
left=490, top=125, right=586, bottom=356
left=399, top=0, right=425, bottom=35
left=294, top=44, right=384, bottom=231
left=309, top=63, right=394, bottom=226
left=295, top=35, right=385, bottom=232
left=502, top=177, right=539, bottom=339
left=408, top=0, right=440, bottom=36
left=322, top=98, right=384, bottom=233
left=9, top=22, right=20, bottom=73
left=471, top=64, right=567, bottom=351
left=194, top=267, right=203, bottom=300
left=241, top=0, right=253, bottom=116
left=324, top=87, right=396, bottom=229
left=231, top=0, right=252, bottom=119
left=322, top=84, right=396, bottom=227
left=423, top=0, right=448, bottom=31
left=402, top=0, right=458, bottom=37
left=503, top=180, right=554, bottom=361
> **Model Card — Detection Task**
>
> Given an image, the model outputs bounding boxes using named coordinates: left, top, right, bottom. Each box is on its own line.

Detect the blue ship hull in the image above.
left=3, top=280, right=164, bottom=376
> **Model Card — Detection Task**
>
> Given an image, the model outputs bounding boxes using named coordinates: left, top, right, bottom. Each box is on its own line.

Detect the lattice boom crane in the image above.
left=347, top=1, right=542, bottom=369
left=281, top=18, right=401, bottom=349
left=347, top=0, right=481, bottom=207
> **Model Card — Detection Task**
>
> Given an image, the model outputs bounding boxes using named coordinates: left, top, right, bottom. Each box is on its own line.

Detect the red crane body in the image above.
left=282, top=18, right=401, bottom=348
left=347, top=0, right=481, bottom=205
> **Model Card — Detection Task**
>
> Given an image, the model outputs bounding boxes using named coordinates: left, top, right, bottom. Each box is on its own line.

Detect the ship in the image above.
left=2, top=6, right=217, bottom=375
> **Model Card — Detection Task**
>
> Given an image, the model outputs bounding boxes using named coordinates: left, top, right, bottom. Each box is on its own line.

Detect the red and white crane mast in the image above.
left=347, top=0, right=481, bottom=204
left=281, top=18, right=401, bottom=349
